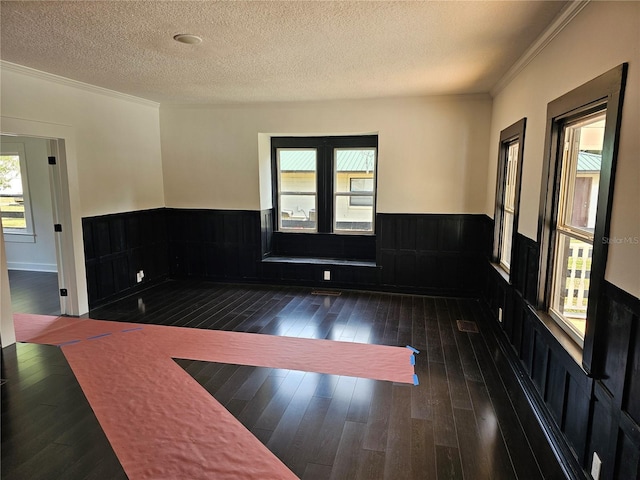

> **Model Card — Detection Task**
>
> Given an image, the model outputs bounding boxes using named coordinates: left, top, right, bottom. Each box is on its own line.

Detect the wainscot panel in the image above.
left=377, top=213, right=491, bottom=296
left=82, top=208, right=168, bottom=308
left=165, top=208, right=261, bottom=282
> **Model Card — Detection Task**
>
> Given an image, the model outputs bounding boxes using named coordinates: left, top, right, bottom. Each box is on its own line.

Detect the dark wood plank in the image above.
left=328, top=421, right=366, bottom=480
left=436, top=445, right=464, bottom=480
left=383, top=384, right=412, bottom=478
left=362, top=380, right=393, bottom=451
left=411, top=417, right=436, bottom=480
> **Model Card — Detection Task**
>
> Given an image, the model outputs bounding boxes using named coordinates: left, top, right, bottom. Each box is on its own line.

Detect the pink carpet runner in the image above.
left=14, top=313, right=417, bottom=479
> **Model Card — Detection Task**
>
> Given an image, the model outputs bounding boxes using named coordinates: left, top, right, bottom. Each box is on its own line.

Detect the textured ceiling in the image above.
left=0, top=1, right=568, bottom=104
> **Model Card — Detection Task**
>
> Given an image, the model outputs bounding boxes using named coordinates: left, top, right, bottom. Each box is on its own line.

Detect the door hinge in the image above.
left=54, top=224, right=62, bottom=232
left=48, top=156, right=57, bottom=165
left=60, top=288, right=68, bottom=297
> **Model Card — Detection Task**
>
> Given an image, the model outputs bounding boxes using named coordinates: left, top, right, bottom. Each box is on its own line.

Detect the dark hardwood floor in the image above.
left=1, top=343, right=127, bottom=480
left=2, top=278, right=568, bottom=479
left=8, top=269, right=61, bottom=315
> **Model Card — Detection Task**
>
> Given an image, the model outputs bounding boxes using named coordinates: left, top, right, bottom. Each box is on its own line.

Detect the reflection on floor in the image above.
left=2, top=280, right=568, bottom=479
left=8, top=270, right=60, bottom=316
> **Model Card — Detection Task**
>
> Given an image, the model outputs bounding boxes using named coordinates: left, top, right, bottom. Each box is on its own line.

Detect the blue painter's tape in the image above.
left=57, top=339, right=81, bottom=347
left=406, top=345, right=420, bottom=354
left=121, top=327, right=143, bottom=333
left=410, top=355, right=416, bottom=366
left=413, top=374, right=419, bottom=386
left=87, top=333, right=112, bottom=340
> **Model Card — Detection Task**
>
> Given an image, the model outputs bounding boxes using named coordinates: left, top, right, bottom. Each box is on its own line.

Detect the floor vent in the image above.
left=311, top=290, right=342, bottom=296
left=456, top=320, right=479, bottom=333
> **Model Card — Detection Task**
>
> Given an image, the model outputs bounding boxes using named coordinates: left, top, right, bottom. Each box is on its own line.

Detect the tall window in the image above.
left=493, top=119, right=526, bottom=276
left=272, top=136, right=377, bottom=234
left=0, top=142, right=34, bottom=236
left=538, top=64, right=627, bottom=373
left=549, top=112, right=605, bottom=345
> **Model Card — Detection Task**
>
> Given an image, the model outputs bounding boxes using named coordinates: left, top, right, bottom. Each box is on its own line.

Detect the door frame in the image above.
left=0, top=116, right=88, bottom=346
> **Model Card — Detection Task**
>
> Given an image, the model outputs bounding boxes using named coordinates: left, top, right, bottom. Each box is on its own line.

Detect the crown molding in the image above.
left=490, top=0, right=590, bottom=97
left=0, top=61, right=160, bottom=108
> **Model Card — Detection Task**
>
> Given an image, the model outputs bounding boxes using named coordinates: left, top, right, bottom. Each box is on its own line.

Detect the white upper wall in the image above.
left=486, top=1, right=640, bottom=296
left=160, top=95, right=492, bottom=214
left=0, top=64, right=164, bottom=217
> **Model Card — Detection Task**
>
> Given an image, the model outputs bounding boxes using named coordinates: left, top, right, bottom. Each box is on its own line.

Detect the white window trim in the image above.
left=334, top=147, right=377, bottom=234
left=276, top=148, right=318, bottom=233
left=1, top=142, right=35, bottom=243
left=548, top=111, right=605, bottom=347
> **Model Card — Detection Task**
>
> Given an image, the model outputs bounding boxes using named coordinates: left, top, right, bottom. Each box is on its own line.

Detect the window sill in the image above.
left=489, top=261, right=511, bottom=284
left=3, top=232, right=36, bottom=243
left=527, top=304, right=585, bottom=372
left=278, top=230, right=375, bottom=236
left=262, top=256, right=377, bottom=268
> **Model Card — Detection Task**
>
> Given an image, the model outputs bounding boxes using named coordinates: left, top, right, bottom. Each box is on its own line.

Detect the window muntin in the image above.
left=0, top=143, right=33, bottom=236
left=349, top=179, right=374, bottom=207
left=277, top=148, right=317, bottom=232
left=334, top=148, right=376, bottom=233
left=499, top=141, right=519, bottom=271
left=549, top=112, right=605, bottom=345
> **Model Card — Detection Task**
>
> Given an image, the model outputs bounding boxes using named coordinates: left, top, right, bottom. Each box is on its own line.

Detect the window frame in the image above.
left=275, top=147, right=319, bottom=233
left=537, top=63, right=627, bottom=375
left=271, top=135, right=378, bottom=235
left=548, top=111, right=606, bottom=346
left=493, top=118, right=526, bottom=279
left=1, top=142, right=35, bottom=242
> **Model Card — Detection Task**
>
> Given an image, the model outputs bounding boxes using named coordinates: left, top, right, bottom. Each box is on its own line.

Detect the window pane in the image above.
left=335, top=148, right=376, bottom=232
left=335, top=195, right=373, bottom=232
left=279, top=149, right=316, bottom=193
left=551, top=234, right=592, bottom=341
left=0, top=155, right=26, bottom=230
left=504, top=142, right=519, bottom=211
left=279, top=194, right=317, bottom=230
left=561, top=114, right=605, bottom=233
left=278, top=149, right=317, bottom=231
left=500, top=211, right=513, bottom=270
left=498, top=140, right=519, bottom=272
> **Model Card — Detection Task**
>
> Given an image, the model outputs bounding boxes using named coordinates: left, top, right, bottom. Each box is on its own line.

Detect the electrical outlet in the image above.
left=591, top=452, right=602, bottom=480
left=498, top=307, right=503, bottom=322
left=323, top=270, right=331, bottom=281
left=136, top=271, right=143, bottom=283
left=139, top=270, right=144, bottom=279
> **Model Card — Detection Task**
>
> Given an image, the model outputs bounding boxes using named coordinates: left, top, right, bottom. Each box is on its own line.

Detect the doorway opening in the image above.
left=1, top=135, right=61, bottom=315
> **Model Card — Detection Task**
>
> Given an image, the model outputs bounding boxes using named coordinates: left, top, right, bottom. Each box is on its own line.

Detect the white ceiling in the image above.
left=0, top=1, right=569, bottom=104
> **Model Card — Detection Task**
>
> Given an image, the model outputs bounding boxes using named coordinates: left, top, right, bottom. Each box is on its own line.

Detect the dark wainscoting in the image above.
left=82, top=208, right=168, bottom=307
left=483, top=230, right=640, bottom=480
left=83, top=209, right=494, bottom=305
left=165, top=208, right=262, bottom=282
left=590, top=282, right=640, bottom=480
left=270, top=232, right=376, bottom=260
left=377, top=213, right=491, bottom=296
